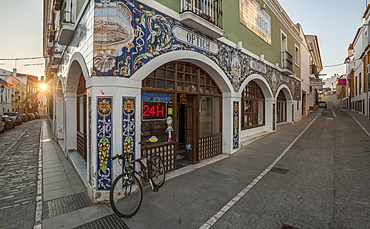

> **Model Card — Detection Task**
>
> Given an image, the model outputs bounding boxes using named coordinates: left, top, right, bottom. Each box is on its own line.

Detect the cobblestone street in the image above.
left=0, top=119, right=42, bottom=229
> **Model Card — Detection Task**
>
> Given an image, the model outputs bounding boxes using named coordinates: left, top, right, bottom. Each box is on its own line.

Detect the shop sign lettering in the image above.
left=142, top=102, right=167, bottom=121
left=250, top=59, right=267, bottom=74
left=172, top=26, right=219, bottom=54
left=141, top=93, right=172, bottom=103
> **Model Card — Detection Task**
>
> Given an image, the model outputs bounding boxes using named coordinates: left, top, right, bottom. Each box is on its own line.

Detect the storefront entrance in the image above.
left=277, top=90, right=287, bottom=123
left=177, top=94, right=196, bottom=166
left=141, top=61, right=222, bottom=171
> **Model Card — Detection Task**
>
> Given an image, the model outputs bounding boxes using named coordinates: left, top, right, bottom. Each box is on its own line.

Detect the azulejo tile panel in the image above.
left=97, top=97, right=113, bottom=190
left=122, top=97, right=136, bottom=173
left=233, top=101, right=239, bottom=149
left=92, top=0, right=301, bottom=100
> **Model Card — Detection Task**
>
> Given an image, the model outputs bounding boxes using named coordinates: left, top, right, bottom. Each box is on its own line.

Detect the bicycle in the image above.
left=109, top=138, right=166, bottom=218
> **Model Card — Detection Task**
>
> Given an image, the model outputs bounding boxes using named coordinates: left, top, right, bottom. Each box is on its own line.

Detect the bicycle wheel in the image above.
left=110, top=173, right=143, bottom=218
left=149, top=155, right=166, bottom=188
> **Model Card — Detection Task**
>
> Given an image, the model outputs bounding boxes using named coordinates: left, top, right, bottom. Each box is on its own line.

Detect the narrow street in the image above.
left=0, top=109, right=369, bottom=229
left=212, top=109, right=370, bottom=228
left=0, top=119, right=43, bottom=229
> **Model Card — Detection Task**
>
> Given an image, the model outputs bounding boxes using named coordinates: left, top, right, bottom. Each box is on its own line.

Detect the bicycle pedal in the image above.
left=152, top=187, right=159, bottom=192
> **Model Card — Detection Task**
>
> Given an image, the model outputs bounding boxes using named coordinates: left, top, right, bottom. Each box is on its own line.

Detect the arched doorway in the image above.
left=141, top=61, right=222, bottom=169
left=277, top=90, right=287, bottom=123
left=64, top=53, right=89, bottom=163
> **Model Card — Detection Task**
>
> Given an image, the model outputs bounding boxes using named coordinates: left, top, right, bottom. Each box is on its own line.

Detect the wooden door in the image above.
left=77, top=75, right=87, bottom=160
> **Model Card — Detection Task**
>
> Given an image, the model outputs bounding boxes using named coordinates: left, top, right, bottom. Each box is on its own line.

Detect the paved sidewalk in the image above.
left=40, top=121, right=114, bottom=229
left=39, top=112, right=319, bottom=228
left=38, top=109, right=369, bottom=228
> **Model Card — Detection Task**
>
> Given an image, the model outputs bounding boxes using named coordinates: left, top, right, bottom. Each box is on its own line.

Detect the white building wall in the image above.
left=52, top=1, right=94, bottom=153
left=300, top=41, right=311, bottom=117
left=59, top=1, right=94, bottom=79
left=351, top=23, right=368, bottom=116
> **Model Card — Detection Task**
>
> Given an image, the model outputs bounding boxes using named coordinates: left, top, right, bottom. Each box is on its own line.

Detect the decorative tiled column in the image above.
left=122, top=97, right=136, bottom=173
left=233, top=101, right=239, bottom=149
left=96, top=97, right=113, bottom=190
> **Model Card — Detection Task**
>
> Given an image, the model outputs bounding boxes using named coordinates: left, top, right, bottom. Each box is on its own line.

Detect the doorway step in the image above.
left=240, top=131, right=270, bottom=147
left=175, top=142, right=195, bottom=169
left=68, top=151, right=87, bottom=184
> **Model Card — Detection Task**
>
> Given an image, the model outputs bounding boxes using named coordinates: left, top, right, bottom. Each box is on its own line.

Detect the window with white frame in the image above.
left=295, top=44, right=300, bottom=66
left=281, top=30, right=287, bottom=52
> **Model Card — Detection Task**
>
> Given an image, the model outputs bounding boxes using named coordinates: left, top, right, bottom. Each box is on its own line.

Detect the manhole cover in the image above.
left=270, top=167, right=289, bottom=174
left=73, top=214, right=129, bottom=229
left=45, top=192, right=93, bottom=218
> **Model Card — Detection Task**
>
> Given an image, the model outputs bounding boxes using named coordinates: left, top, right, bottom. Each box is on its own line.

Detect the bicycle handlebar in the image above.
left=138, top=140, right=150, bottom=145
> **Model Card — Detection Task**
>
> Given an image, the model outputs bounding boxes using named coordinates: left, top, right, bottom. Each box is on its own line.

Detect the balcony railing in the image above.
left=180, top=0, right=223, bottom=38
left=57, top=1, right=74, bottom=45
left=181, top=0, right=222, bottom=28
left=281, top=51, right=293, bottom=75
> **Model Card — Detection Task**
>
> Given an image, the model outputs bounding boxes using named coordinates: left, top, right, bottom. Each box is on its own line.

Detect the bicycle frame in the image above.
left=122, top=153, right=152, bottom=183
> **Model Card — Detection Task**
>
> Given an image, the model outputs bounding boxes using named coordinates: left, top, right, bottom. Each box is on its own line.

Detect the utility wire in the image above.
left=23, top=63, right=45, bottom=66
left=0, top=57, right=43, bottom=61
left=322, top=63, right=345, bottom=68
left=321, top=57, right=364, bottom=68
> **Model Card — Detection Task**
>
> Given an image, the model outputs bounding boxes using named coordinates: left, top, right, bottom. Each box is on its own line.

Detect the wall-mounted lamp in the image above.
left=236, top=41, right=243, bottom=50
left=0, top=85, right=5, bottom=93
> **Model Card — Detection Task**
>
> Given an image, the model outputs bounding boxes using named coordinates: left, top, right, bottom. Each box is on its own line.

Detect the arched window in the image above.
left=277, top=90, right=287, bottom=123
left=242, top=81, right=265, bottom=129
left=142, top=62, right=221, bottom=95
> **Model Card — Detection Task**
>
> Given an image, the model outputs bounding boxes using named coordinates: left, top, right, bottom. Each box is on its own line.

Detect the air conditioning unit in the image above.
left=367, top=64, right=370, bottom=74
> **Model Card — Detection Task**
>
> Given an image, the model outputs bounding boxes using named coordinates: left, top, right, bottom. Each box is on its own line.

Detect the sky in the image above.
left=278, top=0, right=367, bottom=78
left=0, top=0, right=44, bottom=78
left=0, top=0, right=367, bottom=79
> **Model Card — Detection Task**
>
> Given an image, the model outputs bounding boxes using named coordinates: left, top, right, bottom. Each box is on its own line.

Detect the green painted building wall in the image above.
left=153, top=0, right=301, bottom=78
left=222, top=0, right=301, bottom=78
left=155, top=0, right=180, bottom=12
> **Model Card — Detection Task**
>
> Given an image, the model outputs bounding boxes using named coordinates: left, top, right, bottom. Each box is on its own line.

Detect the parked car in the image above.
left=318, top=101, right=327, bottom=108
left=27, top=113, right=35, bottom=120
left=0, top=118, right=5, bottom=133
left=20, top=114, right=28, bottom=122
left=33, top=112, right=40, bottom=119
left=2, top=115, right=15, bottom=130
left=4, top=112, right=22, bottom=125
